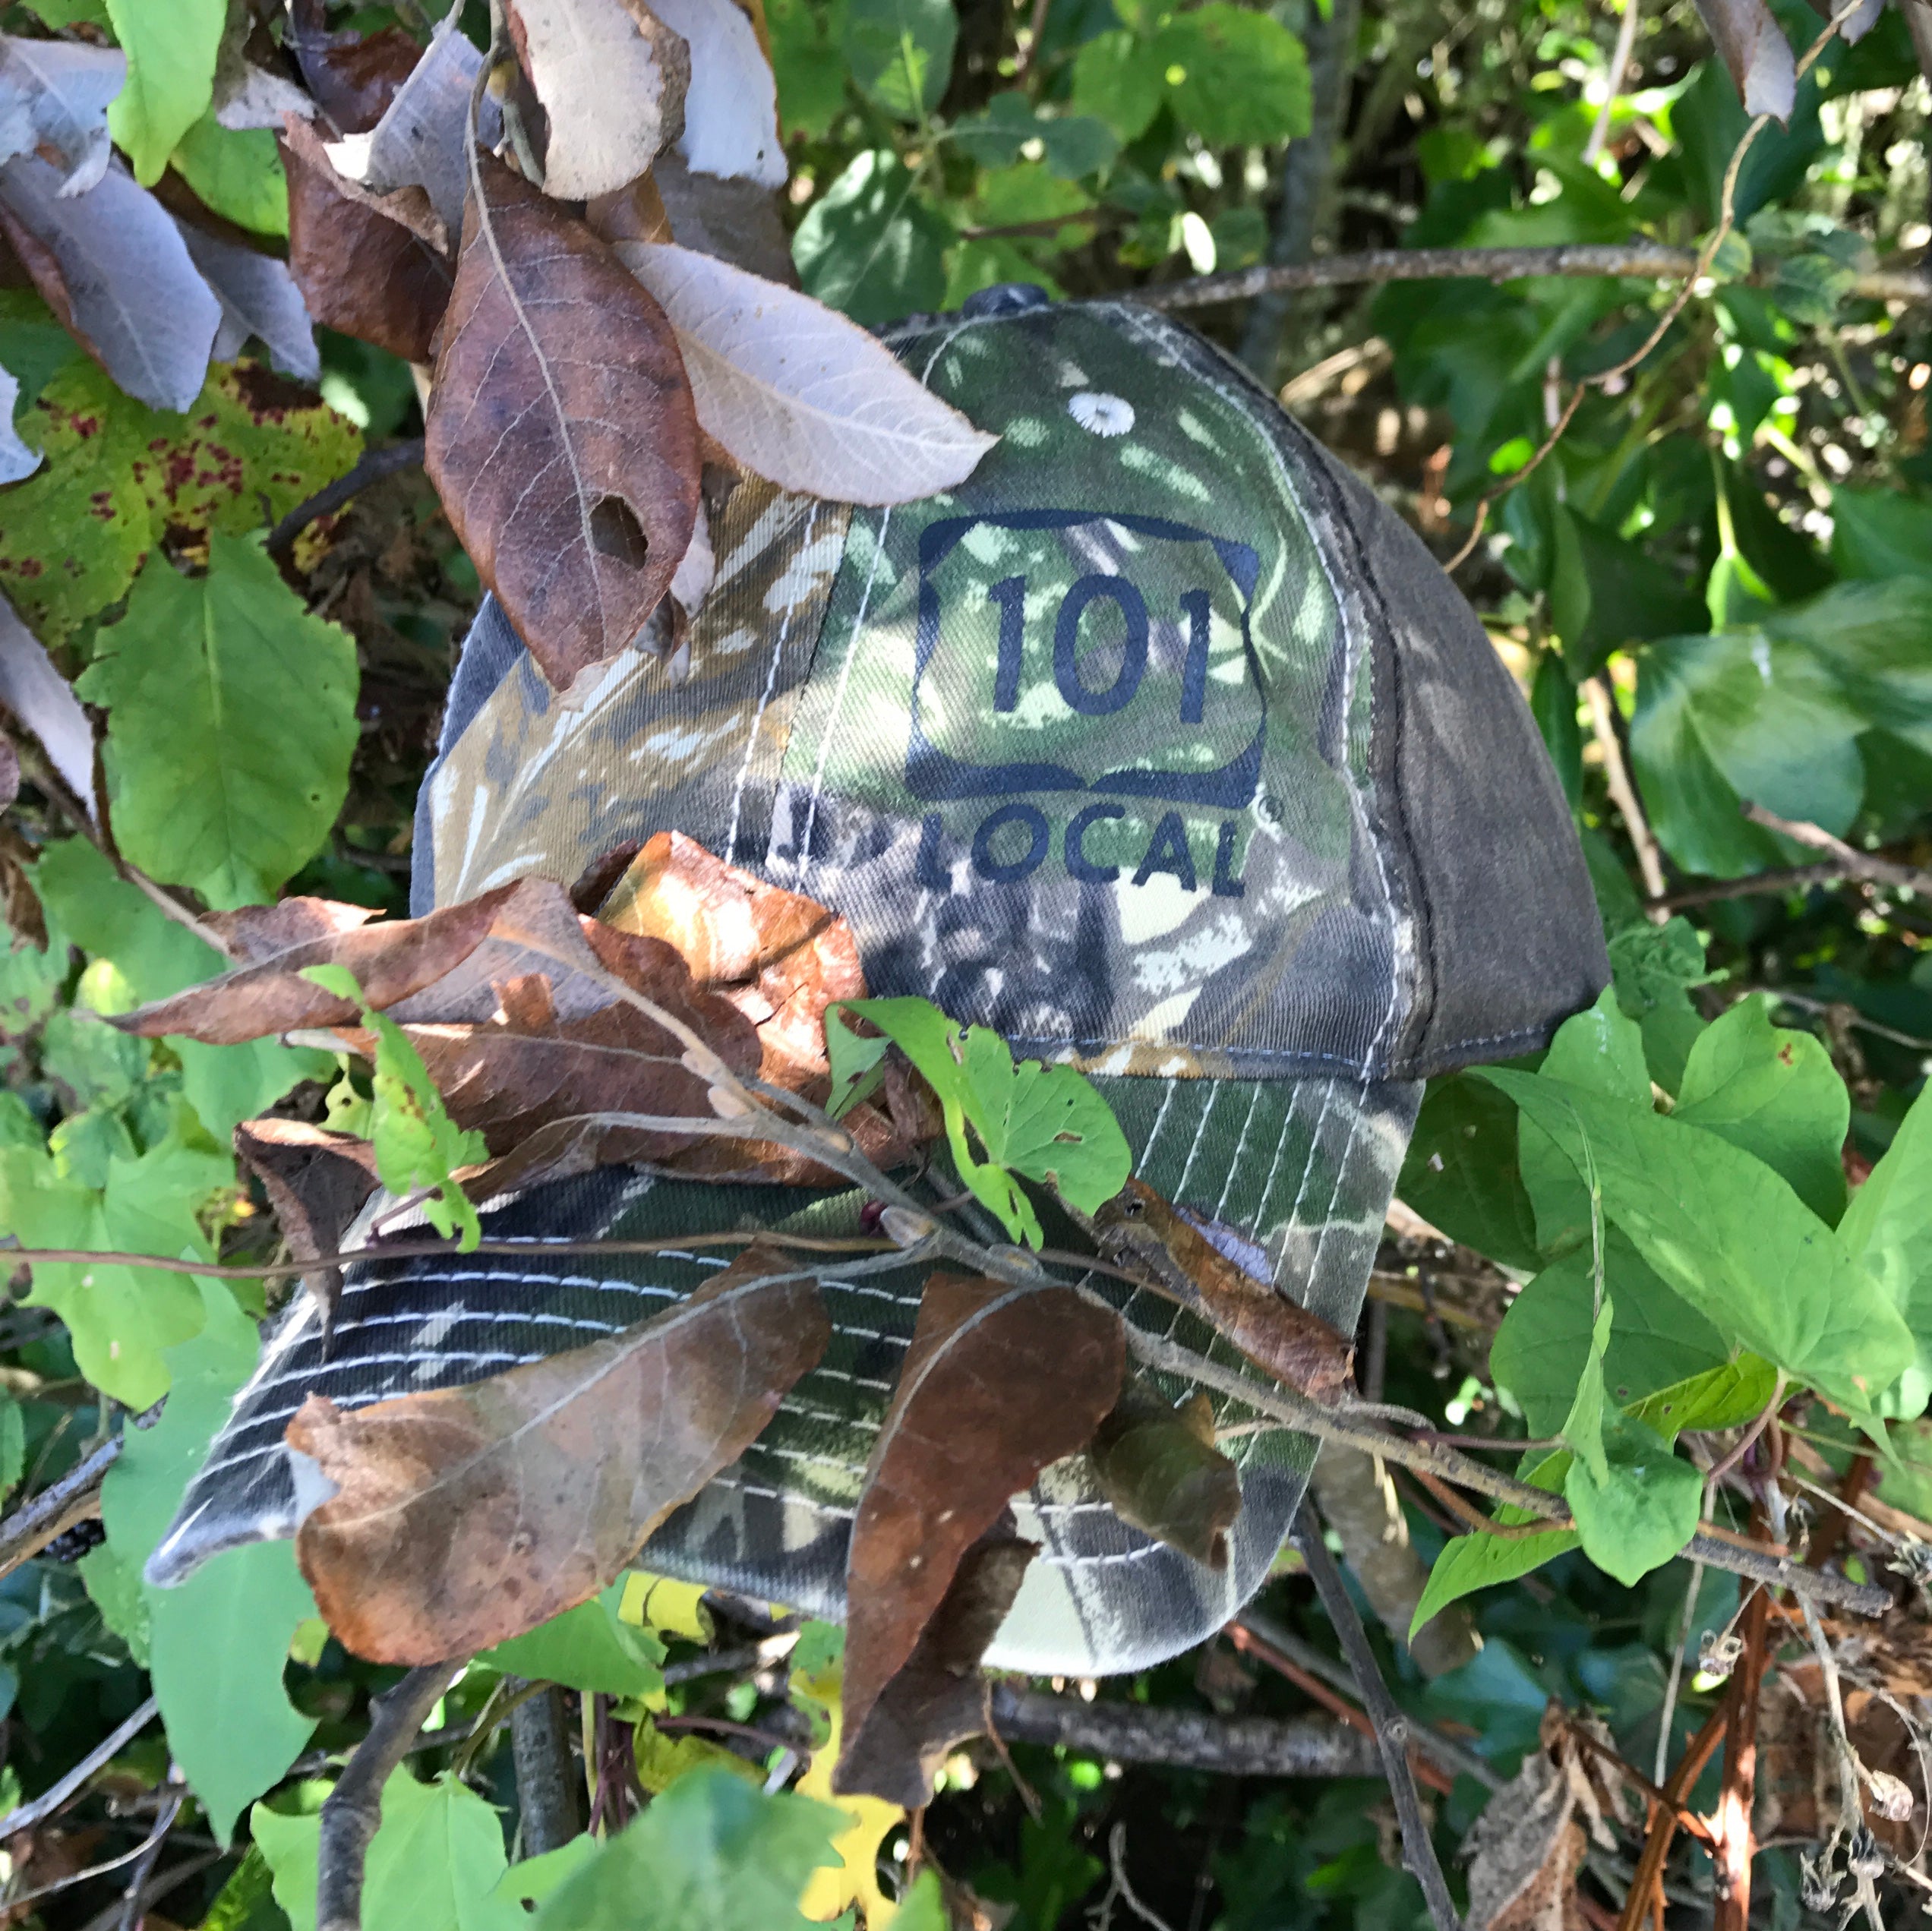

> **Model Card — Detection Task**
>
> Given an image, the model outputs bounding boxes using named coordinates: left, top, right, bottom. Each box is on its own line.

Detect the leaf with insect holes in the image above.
left=301, top=964, right=486, bottom=1248
left=505, top=0, right=690, bottom=201
left=426, top=154, right=699, bottom=691
left=839, top=1273, right=1123, bottom=1801
left=827, top=997, right=1129, bottom=1248
left=283, top=1242, right=829, bottom=1663
left=615, top=240, right=996, bottom=502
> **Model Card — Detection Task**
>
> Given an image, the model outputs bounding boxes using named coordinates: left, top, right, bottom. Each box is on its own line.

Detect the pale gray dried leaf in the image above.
left=505, top=0, right=689, bottom=201
left=641, top=0, right=784, bottom=186
left=1692, top=0, right=1796, bottom=120
left=214, top=63, right=317, bottom=131
left=668, top=497, right=713, bottom=618
left=0, top=155, right=219, bottom=412
left=0, top=36, right=123, bottom=195
left=0, top=591, right=94, bottom=816
left=349, top=10, right=502, bottom=238
left=616, top=239, right=998, bottom=503
left=175, top=222, right=319, bottom=382
left=0, top=365, right=39, bottom=483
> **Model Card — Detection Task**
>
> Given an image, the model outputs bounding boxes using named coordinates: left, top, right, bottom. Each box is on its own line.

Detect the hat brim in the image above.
left=148, top=1070, right=1417, bottom=1678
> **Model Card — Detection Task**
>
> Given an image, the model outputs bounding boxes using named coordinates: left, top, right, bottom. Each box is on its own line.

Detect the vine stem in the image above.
left=317, top=1661, right=463, bottom=1931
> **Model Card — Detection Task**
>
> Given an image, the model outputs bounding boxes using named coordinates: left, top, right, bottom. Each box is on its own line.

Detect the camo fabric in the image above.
left=156, top=292, right=1605, bottom=1675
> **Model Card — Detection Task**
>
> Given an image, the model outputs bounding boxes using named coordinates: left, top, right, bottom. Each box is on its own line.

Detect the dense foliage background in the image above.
left=2, top=0, right=1931, bottom=1926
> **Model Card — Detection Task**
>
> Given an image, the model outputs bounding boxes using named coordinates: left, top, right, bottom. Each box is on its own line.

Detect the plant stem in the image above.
left=1290, top=1503, right=1463, bottom=1931
left=510, top=1683, right=582, bottom=1854
left=317, top=1661, right=463, bottom=1931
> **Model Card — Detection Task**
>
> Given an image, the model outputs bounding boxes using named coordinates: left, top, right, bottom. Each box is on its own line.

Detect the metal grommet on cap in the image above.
left=959, top=282, right=1053, bottom=317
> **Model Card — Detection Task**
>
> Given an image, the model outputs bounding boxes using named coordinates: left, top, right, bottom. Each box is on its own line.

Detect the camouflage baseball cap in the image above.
left=151, top=290, right=1606, bottom=1676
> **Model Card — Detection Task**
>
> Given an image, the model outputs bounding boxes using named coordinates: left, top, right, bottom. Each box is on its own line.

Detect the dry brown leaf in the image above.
left=285, top=1240, right=829, bottom=1661
left=1690, top=0, right=1796, bottom=119
left=838, top=1273, right=1124, bottom=1799
left=1092, top=1178, right=1356, bottom=1402
left=425, top=153, right=700, bottom=691
left=0, top=735, right=15, bottom=815
left=286, top=0, right=422, bottom=135
left=232, top=1119, right=383, bottom=1333
left=652, top=152, right=794, bottom=283
left=505, top=0, right=690, bottom=201
left=1088, top=1382, right=1241, bottom=1571
left=835, top=1533, right=1037, bottom=1808
left=110, top=885, right=517, bottom=1045
left=1462, top=1750, right=1587, bottom=1931
left=279, top=115, right=453, bottom=363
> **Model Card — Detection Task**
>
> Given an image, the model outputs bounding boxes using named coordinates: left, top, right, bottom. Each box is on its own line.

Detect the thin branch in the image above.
left=0, top=1784, right=181, bottom=1913
left=1231, top=1610, right=1504, bottom=1792
left=317, top=1661, right=463, bottom=1931
left=1649, top=862, right=1892, bottom=910
left=0, top=1695, right=159, bottom=1840
left=113, top=1784, right=182, bottom=1931
left=1290, top=1503, right=1462, bottom=1931
left=0, top=1434, right=122, bottom=1584
left=1583, top=0, right=1643, bottom=165
left=982, top=1682, right=1380, bottom=1778
left=1585, top=675, right=1667, bottom=905
left=509, top=1684, right=582, bottom=1854
left=1093, top=1822, right=1180, bottom=1931
left=267, top=439, right=428, bottom=561
left=1712, top=1570, right=1772, bottom=1931
left=1740, top=802, right=1932, bottom=897
left=1135, top=243, right=1932, bottom=313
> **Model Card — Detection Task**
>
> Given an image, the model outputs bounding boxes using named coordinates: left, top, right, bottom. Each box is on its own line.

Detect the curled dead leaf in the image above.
left=280, top=114, right=453, bottom=363
left=425, top=153, right=700, bottom=690
left=505, top=0, right=690, bottom=201
left=232, top=1119, right=383, bottom=1333
left=838, top=1273, right=1124, bottom=1800
left=1093, top=1178, right=1356, bottom=1402
left=1088, top=1382, right=1241, bottom=1571
left=285, top=0, right=422, bottom=135
left=285, top=1240, right=829, bottom=1661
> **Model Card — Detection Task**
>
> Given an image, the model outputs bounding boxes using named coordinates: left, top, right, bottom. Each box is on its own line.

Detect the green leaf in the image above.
left=1630, top=629, right=1867, bottom=881
left=1491, top=1234, right=1731, bottom=1436
left=767, top=0, right=849, bottom=139
left=835, top=996, right=1131, bottom=1247
left=531, top=1769, right=844, bottom=1931
left=950, top=95, right=1119, bottom=179
left=1564, top=1408, right=1703, bottom=1587
left=481, top=1582, right=666, bottom=1696
left=1482, top=1067, right=1915, bottom=1415
left=1411, top=1450, right=1577, bottom=1636
left=794, top=151, right=952, bottom=327
left=1674, top=997, right=1848, bottom=1224
left=0, top=1109, right=230, bottom=1406
left=102, top=1274, right=317, bottom=1841
left=1548, top=507, right=1706, bottom=682
left=1517, top=987, right=1649, bottom=1257
left=301, top=964, right=486, bottom=1246
left=77, top=532, right=358, bottom=908
left=1605, top=916, right=1709, bottom=1096
left=33, top=839, right=326, bottom=1137
left=842, top=0, right=955, bottom=119
left=1397, top=1074, right=1542, bottom=1271
left=255, top=1770, right=522, bottom=1931
left=1829, top=489, right=1932, bottom=585
left=1627, top=1354, right=1780, bottom=1436
left=0, top=358, right=361, bottom=648
left=1070, top=30, right=1165, bottom=142
left=1153, top=5, right=1310, bottom=148
left=493, top=1838, right=601, bottom=1914
left=1769, top=578, right=1932, bottom=760
left=105, top=0, right=225, bottom=185
left=0, top=1393, right=23, bottom=1497
left=1531, top=652, right=1582, bottom=812
left=170, top=117, right=288, bottom=238
left=1839, top=1080, right=1932, bottom=1418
